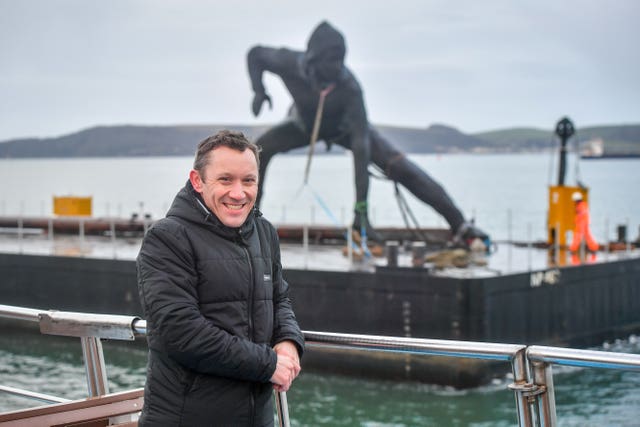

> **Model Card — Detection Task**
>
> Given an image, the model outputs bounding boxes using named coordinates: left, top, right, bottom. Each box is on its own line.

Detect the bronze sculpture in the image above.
left=247, top=21, right=488, bottom=247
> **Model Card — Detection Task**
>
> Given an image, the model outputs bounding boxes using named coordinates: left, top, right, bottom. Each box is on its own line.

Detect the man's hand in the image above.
left=252, top=92, right=272, bottom=116
left=274, top=341, right=300, bottom=372
left=271, top=341, right=301, bottom=392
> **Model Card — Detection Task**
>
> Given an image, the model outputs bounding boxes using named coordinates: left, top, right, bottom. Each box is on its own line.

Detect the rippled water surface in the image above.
left=1, top=329, right=639, bottom=426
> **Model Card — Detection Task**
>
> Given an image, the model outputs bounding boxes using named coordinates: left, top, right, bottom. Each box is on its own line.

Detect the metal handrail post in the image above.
left=526, top=345, right=640, bottom=427
left=81, top=336, right=110, bottom=397
left=531, top=361, right=556, bottom=427
left=509, top=348, right=535, bottom=427
left=275, top=391, right=290, bottom=427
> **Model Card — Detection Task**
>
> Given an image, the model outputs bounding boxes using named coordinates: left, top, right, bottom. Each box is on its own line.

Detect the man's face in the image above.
left=189, top=146, right=258, bottom=228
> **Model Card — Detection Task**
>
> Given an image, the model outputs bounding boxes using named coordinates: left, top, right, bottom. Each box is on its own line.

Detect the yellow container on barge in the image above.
left=53, top=196, right=92, bottom=217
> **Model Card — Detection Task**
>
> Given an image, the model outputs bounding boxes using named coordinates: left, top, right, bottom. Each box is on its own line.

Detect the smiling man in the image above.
left=136, top=130, right=304, bottom=426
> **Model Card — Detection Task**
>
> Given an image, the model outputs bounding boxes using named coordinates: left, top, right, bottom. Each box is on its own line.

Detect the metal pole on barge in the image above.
left=555, top=117, right=575, bottom=186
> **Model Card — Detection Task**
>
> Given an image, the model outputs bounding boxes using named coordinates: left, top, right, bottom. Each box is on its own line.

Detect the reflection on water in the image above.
left=1, top=327, right=639, bottom=426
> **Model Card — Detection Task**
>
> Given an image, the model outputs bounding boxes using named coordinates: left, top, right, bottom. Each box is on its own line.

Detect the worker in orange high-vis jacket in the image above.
left=569, top=192, right=599, bottom=252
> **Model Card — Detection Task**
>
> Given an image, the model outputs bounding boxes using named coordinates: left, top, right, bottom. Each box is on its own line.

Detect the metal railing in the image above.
left=526, top=345, right=640, bottom=427
left=1, top=304, right=640, bottom=426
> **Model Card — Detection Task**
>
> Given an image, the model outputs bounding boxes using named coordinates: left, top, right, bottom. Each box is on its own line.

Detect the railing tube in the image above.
left=304, top=331, right=526, bottom=361
left=0, top=385, right=70, bottom=404
left=275, top=391, right=290, bottom=427
left=510, top=348, right=535, bottom=427
left=531, top=361, right=556, bottom=427
left=527, top=345, right=640, bottom=427
left=81, top=336, right=110, bottom=397
left=133, top=318, right=148, bottom=336
left=0, top=304, right=41, bottom=322
left=527, top=345, right=640, bottom=372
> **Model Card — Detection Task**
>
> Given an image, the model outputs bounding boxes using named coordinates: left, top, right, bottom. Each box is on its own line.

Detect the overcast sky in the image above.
left=1, top=0, right=638, bottom=142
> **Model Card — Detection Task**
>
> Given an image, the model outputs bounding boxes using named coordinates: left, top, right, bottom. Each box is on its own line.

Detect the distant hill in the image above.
left=376, top=124, right=487, bottom=153
left=473, top=128, right=552, bottom=152
left=0, top=122, right=638, bottom=158
left=0, top=125, right=270, bottom=158
left=474, top=124, right=640, bottom=154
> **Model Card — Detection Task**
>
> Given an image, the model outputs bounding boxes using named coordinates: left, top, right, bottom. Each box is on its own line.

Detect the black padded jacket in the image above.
left=136, top=182, right=304, bottom=426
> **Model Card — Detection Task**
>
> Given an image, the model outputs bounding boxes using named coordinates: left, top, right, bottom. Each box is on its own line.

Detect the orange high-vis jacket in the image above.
left=570, top=200, right=599, bottom=252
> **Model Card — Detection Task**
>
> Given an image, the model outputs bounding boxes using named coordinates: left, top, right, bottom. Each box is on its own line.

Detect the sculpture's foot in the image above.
left=351, top=217, right=384, bottom=244
left=341, top=240, right=385, bottom=259
left=451, top=222, right=491, bottom=250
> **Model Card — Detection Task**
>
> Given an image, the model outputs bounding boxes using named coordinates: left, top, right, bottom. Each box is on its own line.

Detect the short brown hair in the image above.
left=193, top=130, right=261, bottom=179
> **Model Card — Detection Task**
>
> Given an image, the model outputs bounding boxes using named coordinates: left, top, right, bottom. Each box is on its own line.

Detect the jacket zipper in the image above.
left=241, top=243, right=257, bottom=426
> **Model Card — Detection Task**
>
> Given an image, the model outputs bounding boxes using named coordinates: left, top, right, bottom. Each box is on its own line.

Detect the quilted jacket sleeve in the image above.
left=267, top=222, right=305, bottom=357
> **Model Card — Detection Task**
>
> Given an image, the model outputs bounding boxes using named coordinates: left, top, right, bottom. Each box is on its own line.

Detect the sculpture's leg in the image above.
left=369, top=127, right=490, bottom=247
left=369, top=127, right=466, bottom=232
left=254, top=120, right=309, bottom=207
left=350, top=131, right=380, bottom=243
left=332, top=132, right=383, bottom=244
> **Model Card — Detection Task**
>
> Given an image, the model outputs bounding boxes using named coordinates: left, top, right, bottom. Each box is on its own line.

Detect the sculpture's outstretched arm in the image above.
left=247, top=46, right=300, bottom=116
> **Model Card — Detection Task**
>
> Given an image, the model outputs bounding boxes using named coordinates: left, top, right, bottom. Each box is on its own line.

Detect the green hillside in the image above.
left=473, top=128, right=552, bottom=151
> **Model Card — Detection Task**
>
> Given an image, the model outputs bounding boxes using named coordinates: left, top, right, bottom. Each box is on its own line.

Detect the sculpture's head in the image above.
left=304, top=21, right=346, bottom=90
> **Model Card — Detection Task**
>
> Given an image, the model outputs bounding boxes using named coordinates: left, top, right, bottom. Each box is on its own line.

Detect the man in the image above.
left=569, top=191, right=598, bottom=253
left=247, top=20, right=488, bottom=246
left=137, top=130, right=304, bottom=426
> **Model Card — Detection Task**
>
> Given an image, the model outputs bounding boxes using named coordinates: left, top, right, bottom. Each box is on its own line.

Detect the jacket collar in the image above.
left=167, top=180, right=259, bottom=242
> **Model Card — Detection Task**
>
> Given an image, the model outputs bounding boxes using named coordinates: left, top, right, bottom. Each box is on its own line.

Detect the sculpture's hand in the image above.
left=252, top=92, right=272, bottom=116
